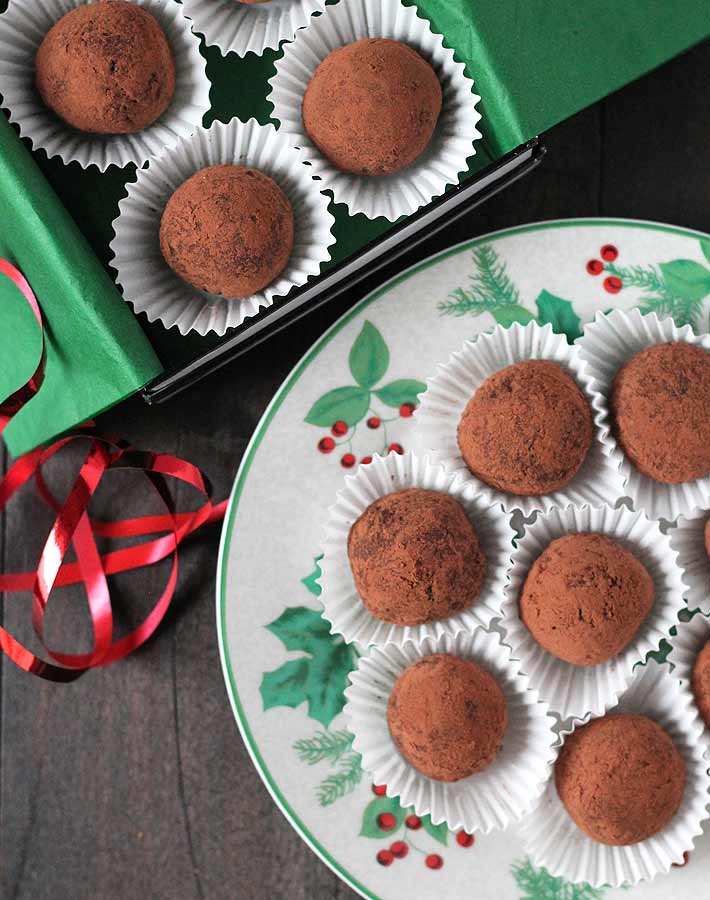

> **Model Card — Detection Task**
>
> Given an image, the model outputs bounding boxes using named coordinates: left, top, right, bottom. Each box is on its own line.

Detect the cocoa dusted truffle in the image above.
left=519, top=533, right=654, bottom=666
left=35, top=1, right=176, bottom=134
left=387, top=654, right=507, bottom=781
left=555, top=713, right=685, bottom=845
left=692, top=640, right=710, bottom=728
left=611, top=342, right=710, bottom=484
left=159, top=164, right=294, bottom=298
left=302, top=38, right=442, bottom=176
left=347, top=488, right=486, bottom=626
left=457, top=360, right=594, bottom=496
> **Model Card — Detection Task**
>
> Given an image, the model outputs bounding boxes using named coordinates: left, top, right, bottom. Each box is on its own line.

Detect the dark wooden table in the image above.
left=2, top=41, right=709, bottom=900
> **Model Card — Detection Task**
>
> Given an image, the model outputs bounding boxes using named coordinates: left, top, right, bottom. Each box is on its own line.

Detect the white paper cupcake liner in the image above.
left=500, top=503, right=687, bottom=721
left=267, top=0, right=481, bottom=221
left=0, top=0, right=210, bottom=170
left=110, top=117, right=335, bottom=336
left=522, top=660, right=710, bottom=887
left=669, top=510, right=710, bottom=615
left=577, top=308, right=710, bottom=521
left=344, top=629, right=557, bottom=834
left=182, top=0, right=326, bottom=58
left=413, top=321, right=625, bottom=515
left=668, top=610, right=710, bottom=739
left=318, top=451, right=514, bottom=648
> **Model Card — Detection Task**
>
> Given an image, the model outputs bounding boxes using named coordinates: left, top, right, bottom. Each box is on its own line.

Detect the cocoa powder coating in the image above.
left=347, top=488, right=486, bottom=626
left=457, top=360, right=594, bottom=496
left=35, top=1, right=176, bottom=134
left=519, top=533, right=654, bottom=666
left=704, top=516, right=710, bottom=558
left=692, top=640, right=710, bottom=728
left=302, top=38, right=442, bottom=176
left=159, top=164, right=294, bottom=298
left=555, top=713, right=685, bottom=845
left=387, top=654, right=507, bottom=781
left=610, top=342, right=710, bottom=484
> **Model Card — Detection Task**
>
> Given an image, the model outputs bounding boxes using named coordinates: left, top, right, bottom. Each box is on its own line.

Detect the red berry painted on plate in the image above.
left=405, top=815, right=421, bottom=830
left=318, top=437, right=335, bottom=454
left=456, top=831, right=475, bottom=848
left=341, top=453, right=356, bottom=468
left=388, top=443, right=404, bottom=455
left=600, top=244, right=618, bottom=262
left=331, top=420, right=348, bottom=437
left=377, top=812, right=397, bottom=832
left=399, top=402, right=416, bottom=418
left=390, top=841, right=408, bottom=859
left=425, top=854, right=443, bottom=870
left=367, top=416, right=381, bottom=429
left=377, top=850, right=394, bottom=866
left=361, top=456, right=373, bottom=465
left=603, top=275, right=622, bottom=294
left=372, top=784, right=387, bottom=796
left=586, top=259, right=603, bottom=275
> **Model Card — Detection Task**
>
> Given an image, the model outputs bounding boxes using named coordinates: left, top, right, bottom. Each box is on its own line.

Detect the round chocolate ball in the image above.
left=692, top=640, right=710, bottom=728
left=457, top=360, right=594, bottom=496
left=159, top=164, right=294, bottom=298
left=35, top=0, right=176, bottom=135
left=387, top=654, right=507, bottom=781
left=611, top=342, right=710, bottom=484
left=302, top=38, right=442, bottom=176
left=555, top=713, right=685, bottom=845
left=347, top=488, right=486, bottom=626
left=519, top=533, right=654, bottom=666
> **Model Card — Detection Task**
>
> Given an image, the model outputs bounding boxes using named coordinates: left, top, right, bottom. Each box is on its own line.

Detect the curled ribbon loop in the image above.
left=0, top=259, right=226, bottom=681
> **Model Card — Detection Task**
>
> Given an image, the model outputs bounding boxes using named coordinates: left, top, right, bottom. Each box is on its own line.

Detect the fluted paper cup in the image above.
left=0, top=0, right=210, bottom=170
left=522, top=661, right=710, bottom=887
left=669, top=510, right=710, bottom=615
left=414, top=321, right=625, bottom=515
left=318, top=451, right=514, bottom=648
left=182, top=0, right=326, bottom=57
left=578, top=308, right=710, bottom=521
left=500, top=503, right=687, bottom=721
left=344, top=629, right=557, bottom=833
left=668, top=610, right=710, bottom=738
left=268, top=0, right=481, bottom=220
left=110, top=118, right=335, bottom=336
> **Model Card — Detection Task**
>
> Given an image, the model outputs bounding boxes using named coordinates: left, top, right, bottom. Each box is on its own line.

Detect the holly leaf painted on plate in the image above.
left=360, top=795, right=405, bottom=838
left=260, top=659, right=309, bottom=711
left=301, top=556, right=323, bottom=597
left=375, top=379, right=427, bottom=408
left=659, top=259, right=710, bottom=302
left=305, top=640, right=354, bottom=727
left=266, top=606, right=332, bottom=654
left=700, top=238, right=710, bottom=265
left=304, top=385, right=371, bottom=427
left=490, top=305, right=535, bottom=327
left=535, top=290, right=583, bottom=342
left=420, top=815, right=449, bottom=846
left=349, top=321, right=390, bottom=388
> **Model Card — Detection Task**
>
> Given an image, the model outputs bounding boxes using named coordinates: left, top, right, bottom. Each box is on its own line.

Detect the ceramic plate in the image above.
left=217, top=219, right=710, bottom=900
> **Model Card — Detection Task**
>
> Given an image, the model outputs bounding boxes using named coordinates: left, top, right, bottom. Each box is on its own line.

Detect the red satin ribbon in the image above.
left=0, top=259, right=226, bottom=681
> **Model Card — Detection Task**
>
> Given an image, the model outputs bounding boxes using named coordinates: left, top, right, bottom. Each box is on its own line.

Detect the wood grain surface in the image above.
left=2, top=40, right=709, bottom=900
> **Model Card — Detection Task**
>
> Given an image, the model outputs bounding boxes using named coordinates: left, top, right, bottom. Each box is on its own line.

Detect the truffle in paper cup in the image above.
left=670, top=510, right=710, bottom=615
left=182, top=0, right=326, bottom=58
left=344, top=629, right=557, bottom=833
left=578, top=307, right=710, bottom=521
left=318, top=451, right=513, bottom=648
left=110, top=118, right=335, bottom=336
left=522, top=661, right=710, bottom=887
left=669, top=610, right=710, bottom=736
left=267, top=0, right=481, bottom=221
left=0, top=0, right=210, bottom=171
left=414, top=321, right=624, bottom=515
left=500, top=503, right=687, bottom=721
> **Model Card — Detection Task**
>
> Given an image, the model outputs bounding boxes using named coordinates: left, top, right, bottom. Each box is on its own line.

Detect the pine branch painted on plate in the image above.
left=316, top=751, right=364, bottom=806
left=511, top=858, right=606, bottom=900
left=293, top=729, right=355, bottom=765
left=438, top=244, right=527, bottom=321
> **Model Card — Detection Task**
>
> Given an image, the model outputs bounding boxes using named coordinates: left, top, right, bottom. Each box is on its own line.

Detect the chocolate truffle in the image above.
left=159, top=164, right=294, bottom=298
left=691, top=640, right=710, bottom=728
left=611, top=342, right=710, bottom=484
left=35, top=1, right=176, bottom=135
left=302, top=38, right=442, bottom=176
left=457, top=360, right=594, bottom=496
left=387, top=654, right=507, bottom=781
left=555, top=713, right=685, bottom=845
left=347, top=488, right=486, bottom=626
left=519, top=533, right=654, bottom=666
